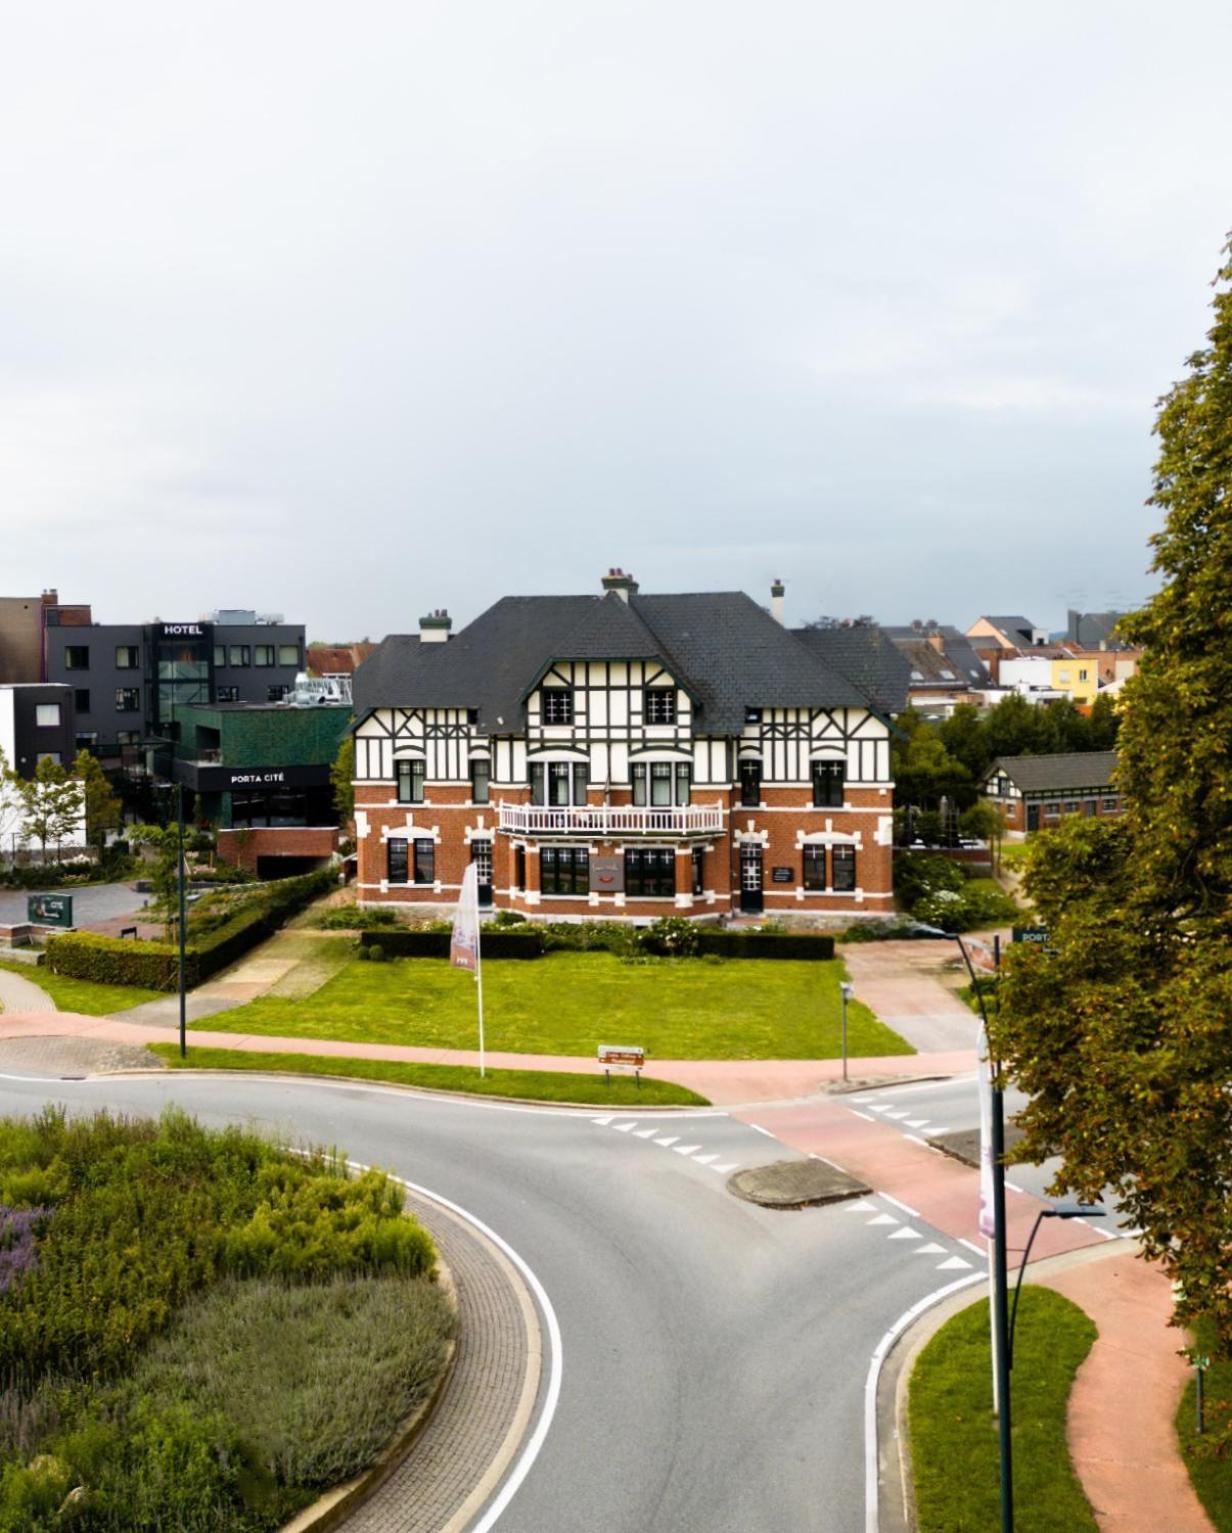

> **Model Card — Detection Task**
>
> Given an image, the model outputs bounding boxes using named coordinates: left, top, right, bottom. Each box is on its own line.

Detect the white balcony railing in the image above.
left=497, top=801, right=724, bottom=837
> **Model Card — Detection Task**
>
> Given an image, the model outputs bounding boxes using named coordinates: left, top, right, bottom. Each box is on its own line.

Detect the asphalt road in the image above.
left=0, top=880, right=147, bottom=927
left=0, top=1071, right=987, bottom=1532
left=844, top=1074, right=1139, bottom=1237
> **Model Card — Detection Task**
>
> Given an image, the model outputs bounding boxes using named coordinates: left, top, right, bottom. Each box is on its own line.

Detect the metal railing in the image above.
left=497, top=801, right=724, bottom=836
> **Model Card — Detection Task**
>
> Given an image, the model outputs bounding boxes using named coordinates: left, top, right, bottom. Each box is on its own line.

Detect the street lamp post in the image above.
left=1009, top=1204, right=1106, bottom=1366
left=908, top=921, right=1013, bottom=1533
left=839, top=981, right=853, bottom=1083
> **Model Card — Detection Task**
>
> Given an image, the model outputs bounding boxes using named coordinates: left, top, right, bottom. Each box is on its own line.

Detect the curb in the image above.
left=874, top=1239, right=1127, bottom=1532
left=100, top=1061, right=716, bottom=1112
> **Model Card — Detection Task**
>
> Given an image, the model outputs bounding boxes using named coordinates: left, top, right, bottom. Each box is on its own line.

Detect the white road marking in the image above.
left=672, top=1143, right=703, bottom=1155
left=867, top=1212, right=899, bottom=1226
left=591, top=1116, right=614, bottom=1126
left=844, top=1200, right=878, bottom=1213
left=748, top=1123, right=776, bottom=1138
left=612, top=1121, right=637, bottom=1132
left=866, top=1105, right=895, bottom=1114
left=633, top=1128, right=658, bottom=1139
left=888, top=1228, right=921, bottom=1241
left=936, top=1256, right=973, bottom=1271
left=904, top=1135, right=932, bottom=1148
left=926, top=1126, right=952, bottom=1136
left=915, top=1243, right=946, bottom=1255
left=848, top=1110, right=876, bottom=1122
left=864, top=1271, right=984, bottom=1533
left=905, top=1119, right=929, bottom=1129
left=712, top=1163, right=738, bottom=1175
left=1005, top=1180, right=1027, bottom=1193
left=958, top=1237, right=985, bottom=1257
left=654, top=1136, right=679, bottom=1147
left=880, top=1193, right=921, bottom=1218
left=883, top=1110, right=910, bottom=1120
left=693, top=1153, right=718, bottom=1165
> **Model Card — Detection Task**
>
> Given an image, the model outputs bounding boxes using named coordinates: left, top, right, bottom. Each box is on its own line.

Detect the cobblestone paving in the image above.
left=0, top=1035, right=165, bottom=1076
left=344, top=1189, right=538, bottom=1533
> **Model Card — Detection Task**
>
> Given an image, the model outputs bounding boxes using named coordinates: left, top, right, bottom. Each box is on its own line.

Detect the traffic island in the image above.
left=727, top=1158, right=870, bottom=1209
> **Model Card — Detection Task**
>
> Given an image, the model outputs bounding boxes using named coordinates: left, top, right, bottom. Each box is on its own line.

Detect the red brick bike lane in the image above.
left=735, top=1096, right=1111, bottom=1263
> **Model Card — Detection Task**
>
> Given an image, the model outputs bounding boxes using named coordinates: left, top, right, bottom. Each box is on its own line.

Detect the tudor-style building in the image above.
left=351, top=573, right=900, bottom=920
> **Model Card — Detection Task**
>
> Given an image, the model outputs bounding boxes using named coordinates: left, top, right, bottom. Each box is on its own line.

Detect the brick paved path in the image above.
left=0, top=966, right=56, bottom=1014
left=344, top=1188, right=541, bottom=1532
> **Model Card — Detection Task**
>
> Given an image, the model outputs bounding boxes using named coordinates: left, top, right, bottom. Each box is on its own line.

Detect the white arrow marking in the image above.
left=673, top=1143, right=703, bottom=1155
left=633, top=1128, right=658, bottom=1139
left=612, top=1121, right=637, bottom=1132
left=654, top=1136, right=679, bottom=1147
left=888, top=1227, right=921, bottom=1240
left=905, top=1119, right=929, bottom=1129
left=867, top=1213, right=899, bottom=1226
left=937, top=1256, right=973, bottom=1271
left=884, top=1110, right=910, bottom=1120
left=845, top=1200, right=878, bottom=1213
left=592, top=1117, right=614, bottom=1126
left=693, top=1153, right=719, bottom=1165
left=712, top=1163, right=739, bottom=1174
left=915, top=1243, right=946, bottom=1255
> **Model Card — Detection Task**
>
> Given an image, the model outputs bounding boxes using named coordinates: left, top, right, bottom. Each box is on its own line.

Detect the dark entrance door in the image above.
left=1026, top=803, right=1040, bottom=832
left=472, top=841, right=493, bottom=908
left=740, top=844, right=764, bottom=913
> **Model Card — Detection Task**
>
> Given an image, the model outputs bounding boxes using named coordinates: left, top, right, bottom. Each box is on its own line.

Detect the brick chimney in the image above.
left=601, top=568, right=639, bottom=602
left=770, top=579, right=785, bottom=626
left=419, top=609, right=452, bottom=644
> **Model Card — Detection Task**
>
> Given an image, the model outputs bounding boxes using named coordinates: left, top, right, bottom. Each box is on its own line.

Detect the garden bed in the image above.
left=0, top=1107, right=453, bottom=1531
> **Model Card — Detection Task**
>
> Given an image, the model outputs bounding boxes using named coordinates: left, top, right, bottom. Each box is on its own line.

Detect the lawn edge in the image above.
left=137, top=1050, right=715, bottom=1110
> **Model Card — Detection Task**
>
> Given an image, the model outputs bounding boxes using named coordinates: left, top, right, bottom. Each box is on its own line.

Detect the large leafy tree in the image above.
left=72, top=748, right=121, bottom=855
left=991, top=239, right=1232, bottom=1348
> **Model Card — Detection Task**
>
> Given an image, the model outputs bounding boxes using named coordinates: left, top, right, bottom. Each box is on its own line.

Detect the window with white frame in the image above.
left=541, top=689, right=573, bottom=725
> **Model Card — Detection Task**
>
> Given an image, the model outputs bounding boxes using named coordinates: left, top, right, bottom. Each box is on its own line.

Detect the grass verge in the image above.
left=149, top=1044, right=712, bottom=1106
left=0, top=959, right=164, bottom=1015
left=909, top=1287, right=1098, bottom=1533
left=200, top=949, right=912, bottom=1060
left=1177, top=1318, right=1232, bottom=1529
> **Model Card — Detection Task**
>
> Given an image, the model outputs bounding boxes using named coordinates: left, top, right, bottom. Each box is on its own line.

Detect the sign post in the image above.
left=598, top=1045, right=645, bottom=1091
left=26, top=894, right=73, bottom=929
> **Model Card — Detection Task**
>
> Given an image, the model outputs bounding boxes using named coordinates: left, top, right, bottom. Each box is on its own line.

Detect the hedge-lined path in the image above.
left=0, top=1008, right=974, bottom=1103
left=0, top=965, right=55, bottom=1014
left=841, top=940, right=981, bottom=1053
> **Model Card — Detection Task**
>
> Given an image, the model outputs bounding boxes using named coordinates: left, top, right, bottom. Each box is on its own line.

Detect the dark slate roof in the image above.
left=1066, top=609, right=1131, bottom=649
left=355, top=589, right=872, bottom=733
left=985, top=751, right=1119, bottom=793
left=794, top=626, right=910, bottom=714
left=981, top=614, right=1041, bottom=644
left=882, top=626, right=990, bottom=688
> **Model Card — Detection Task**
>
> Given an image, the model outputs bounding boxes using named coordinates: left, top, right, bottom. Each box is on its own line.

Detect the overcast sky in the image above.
left=2, top=3, right=1229, bottom=640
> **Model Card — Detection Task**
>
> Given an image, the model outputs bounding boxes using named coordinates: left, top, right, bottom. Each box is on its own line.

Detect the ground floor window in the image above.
left=801, top=844, right=857, bottom=891
left=692, top=845, right=705, bottom=895
left=541, top=846, right=589, bottom=895
left=625, top=847, right=675, bottom=898
left=515, top=844, right=526, bottom=890
left=413, top=839, right=435, bottom=885
left=387, top=837, right=408, bottom=883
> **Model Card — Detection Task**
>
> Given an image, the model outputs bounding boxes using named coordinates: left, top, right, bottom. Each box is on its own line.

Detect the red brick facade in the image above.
left=218, top=825, right=339, bottom=874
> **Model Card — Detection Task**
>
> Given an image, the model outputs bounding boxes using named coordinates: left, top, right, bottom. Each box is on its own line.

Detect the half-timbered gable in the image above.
left=351, top=573, right=899, bottom=919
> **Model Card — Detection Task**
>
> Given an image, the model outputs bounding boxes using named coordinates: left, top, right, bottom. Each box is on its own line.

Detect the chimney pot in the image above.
left=601, top=569, right=639, bottom=602
left=770, top=580, right=785, bottom=625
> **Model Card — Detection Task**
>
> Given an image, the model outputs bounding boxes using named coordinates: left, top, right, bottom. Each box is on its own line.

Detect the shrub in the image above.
left=541, top=921, right=631, bottom=954
left=894, top=852, right=965, bottom=907
left=360, top=928, right=546, bottom=959
left=489, top=909, right=527, bottom=928
left=695, top=930, right=836, bottom=960
left=312, top=906, right=399, bottom=931
left=636, top=917, right=699, bottom=957
left=367, top=943, right=386, bottom=963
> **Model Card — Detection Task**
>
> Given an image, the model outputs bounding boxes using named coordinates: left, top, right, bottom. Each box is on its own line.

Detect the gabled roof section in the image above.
left=794, top=626, right=910, bottom=715
left=979, top=614, right=1041, bottom=645
left=356, top=586, right=876, bottom=733
left=984, top=751, right=1119, bottom=793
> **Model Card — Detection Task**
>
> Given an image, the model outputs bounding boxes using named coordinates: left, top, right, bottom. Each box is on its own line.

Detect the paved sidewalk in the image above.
left=1039, top=1253, right=1214, bottom=1532
left=842, top=940, right=979, bottom=1053
left=0, top=966, right=56, bottom=1014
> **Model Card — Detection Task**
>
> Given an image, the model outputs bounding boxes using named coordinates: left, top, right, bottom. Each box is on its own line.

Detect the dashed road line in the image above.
left=672, top=1143, right=703, bottom=1156
left=654, top=1136, right=679, bottom=1147
left=881, top=1193, right=920, bottom=1218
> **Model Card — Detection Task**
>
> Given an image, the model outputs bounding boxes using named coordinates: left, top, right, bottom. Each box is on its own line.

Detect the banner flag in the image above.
left=450, top=863, right=480, bottom=973
left=977, top=1018, right=996, bottom=1239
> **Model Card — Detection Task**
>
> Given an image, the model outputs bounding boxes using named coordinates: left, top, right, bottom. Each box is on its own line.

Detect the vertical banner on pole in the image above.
left=451, top=863, right=485, bottom=1077
left=978, top=1016, right=1001, bottom=1413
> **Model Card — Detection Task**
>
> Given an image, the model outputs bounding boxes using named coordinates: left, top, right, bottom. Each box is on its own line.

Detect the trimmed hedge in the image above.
left=696, top=930, right=835, bottom=960
left=45, top=868, right=336, bottom=992
left=360, top=928, right=546, bottom=959
left=358, top=925, right=833, bottom=961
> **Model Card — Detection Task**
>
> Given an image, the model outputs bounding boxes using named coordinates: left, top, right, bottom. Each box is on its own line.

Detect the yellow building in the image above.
left=1049, top=655, right=1100, bottom=702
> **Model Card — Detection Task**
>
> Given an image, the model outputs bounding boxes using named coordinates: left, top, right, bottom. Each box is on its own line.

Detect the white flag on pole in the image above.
left=451, top=863, right=480, bottom=973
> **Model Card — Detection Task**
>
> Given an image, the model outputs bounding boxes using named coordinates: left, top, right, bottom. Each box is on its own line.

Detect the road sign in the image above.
left=1012, top=926, right=1051, bottom=947
left=27, top=894, right=73, bottom=929
left=598, top=1045, right=646, bottom=1070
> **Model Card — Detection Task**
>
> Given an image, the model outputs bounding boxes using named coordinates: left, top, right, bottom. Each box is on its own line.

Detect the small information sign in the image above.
left=771, top=866, right=794, bottom=884
left=1012, top=926, right=1051, bottom=948
left=598, top=1045, right=646, bottom=1070
left=27, top=894, right=73, bottom=929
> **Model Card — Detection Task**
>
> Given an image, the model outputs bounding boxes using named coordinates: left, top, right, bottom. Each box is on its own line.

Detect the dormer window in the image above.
left=745, top=707, right=762, bottom=724
left=542, top=689, right=573, bottom=725
left=644, top=687, right=676, bottom=725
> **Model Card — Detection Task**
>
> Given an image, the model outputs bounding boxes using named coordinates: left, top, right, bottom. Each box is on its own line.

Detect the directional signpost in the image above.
left=598, top=1044, right=645, bottom=1092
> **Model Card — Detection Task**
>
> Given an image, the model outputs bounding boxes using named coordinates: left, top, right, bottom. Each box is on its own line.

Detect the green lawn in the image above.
left=1177, top=1319, right=1232, bottom=1529
left=909, top=1288, right=1098, bottom=1532
left=149, top=1045, right=710, bottom=1106
left=0, top=959, right=164, bottom=1016
left=200, top=950, right=912, bottom=1060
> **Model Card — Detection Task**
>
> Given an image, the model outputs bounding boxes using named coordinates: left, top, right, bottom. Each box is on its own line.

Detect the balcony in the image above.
left=497, top=801, right=724, bottom=838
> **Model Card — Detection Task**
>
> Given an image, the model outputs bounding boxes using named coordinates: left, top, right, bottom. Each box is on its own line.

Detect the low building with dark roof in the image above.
left=981, top=751, right=1122, bottom=833
left=352, top=572, right=897, bottom=920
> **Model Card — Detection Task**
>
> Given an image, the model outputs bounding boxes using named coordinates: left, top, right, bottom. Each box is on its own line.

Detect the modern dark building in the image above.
left=0, top=684, right=78, bottom=777
left=43, top=611, right=306, bottom=761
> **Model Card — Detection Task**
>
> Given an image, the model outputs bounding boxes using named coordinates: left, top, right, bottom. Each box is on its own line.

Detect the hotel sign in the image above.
left=159, top=623, right=207, bottom=638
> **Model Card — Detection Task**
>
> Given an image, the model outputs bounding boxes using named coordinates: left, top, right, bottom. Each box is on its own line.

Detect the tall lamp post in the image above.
left=1010, top=1204, right=1106, bottom=1366
left=908, top=921, right=1013, bottom=1533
